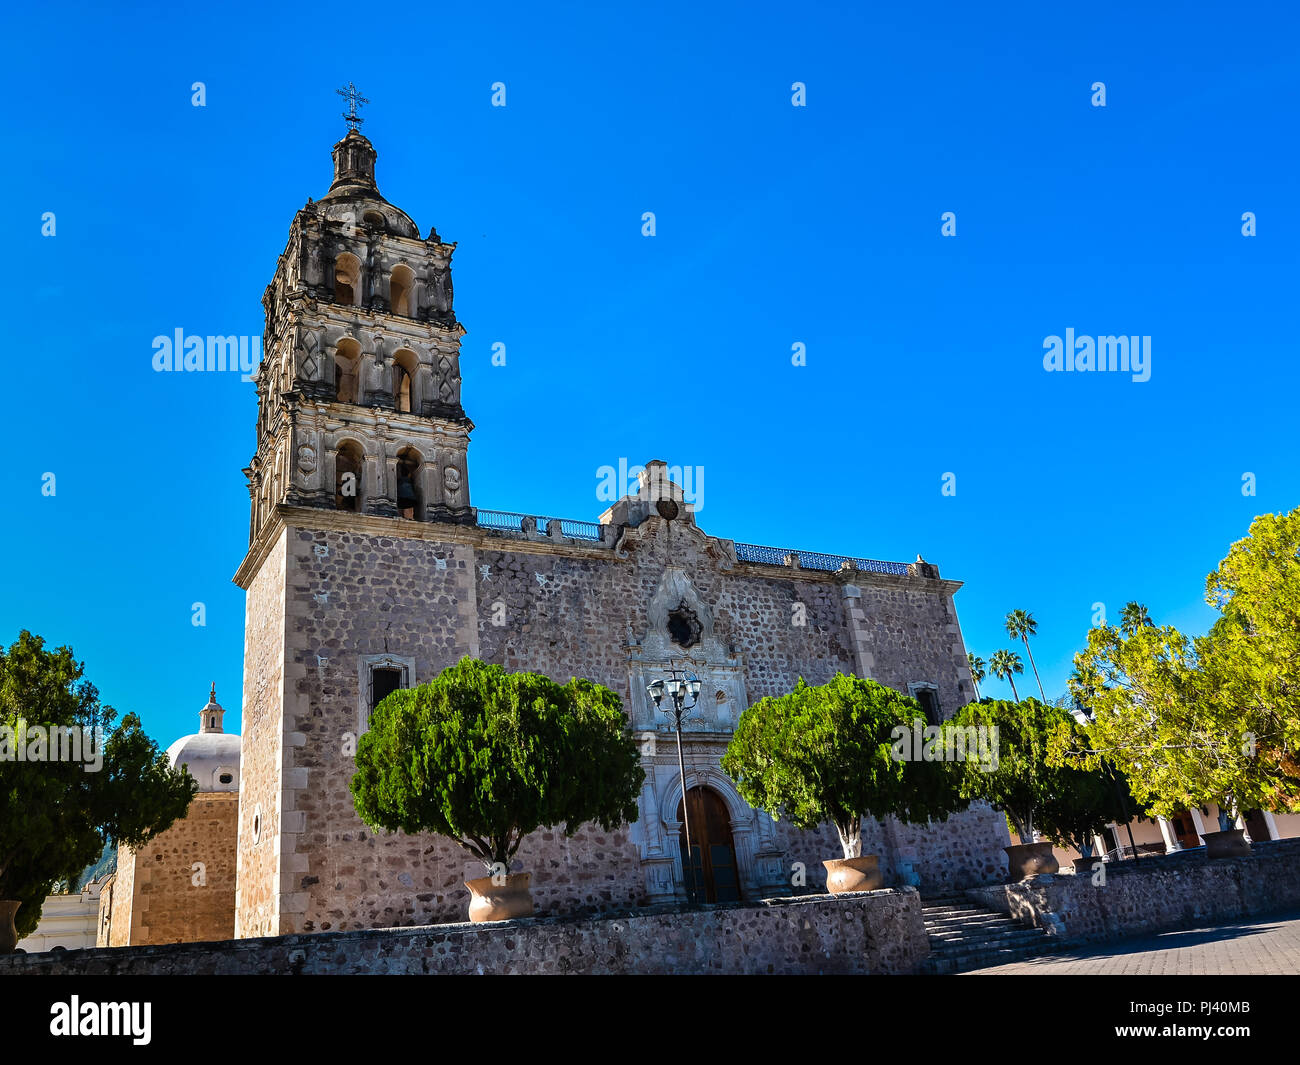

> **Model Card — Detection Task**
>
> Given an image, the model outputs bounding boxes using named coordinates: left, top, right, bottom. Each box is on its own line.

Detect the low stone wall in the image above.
left=968, top=838, right=1300, bottom=943
left=0, top=888, right=928, bottom=976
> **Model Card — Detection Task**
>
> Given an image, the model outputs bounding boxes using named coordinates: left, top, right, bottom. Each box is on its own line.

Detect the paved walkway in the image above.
left=964, top=910, right=1300, bottom=975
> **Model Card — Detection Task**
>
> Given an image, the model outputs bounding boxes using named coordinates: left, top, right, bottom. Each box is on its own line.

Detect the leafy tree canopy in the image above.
left=950, top=697, right=1085, bottom=845
left=1070, top=509, right=1300, bottom=826
left=0, top=631, right=196, bottom=939
left=1040, top=709, right=1148, bottom=856
left=350, top=657, right=644, bottom=870
left=721, top=674, right=967, bottom=859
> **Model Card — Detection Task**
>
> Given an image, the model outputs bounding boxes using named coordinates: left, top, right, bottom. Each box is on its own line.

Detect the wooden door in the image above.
left=1170, top=810, right=1201, bottom=849
left=678, top=787, right=742, bottom=904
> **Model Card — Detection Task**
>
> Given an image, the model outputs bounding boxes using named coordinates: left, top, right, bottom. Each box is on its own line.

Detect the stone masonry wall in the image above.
left=234, top=529, right=287, bottom=938
left=101, top=851, right=134, bottom=947
left=280, top=527, right=483, bottom=934
left=968, top=838, right=1300, bottom=943
left=766, top=804, right=1010, bottom=897
left=2, top=889, right=929, bottom=976
left=108, top=795, right=238, bottom=945
left=237, top=512, right=1004, bottom=936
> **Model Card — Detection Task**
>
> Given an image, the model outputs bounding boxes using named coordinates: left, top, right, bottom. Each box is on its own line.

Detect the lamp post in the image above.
left=647, top=668, right=703, bottom=904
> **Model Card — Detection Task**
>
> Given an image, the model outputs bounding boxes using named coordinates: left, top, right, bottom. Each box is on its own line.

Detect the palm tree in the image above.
left=1120, top=602, right=1152, bottom=636
left=1005, top=609, right=1046, bottom=701
left=1067, top=657, right=1104, bottom=713
left=989, top=649, right=1024, bottom=701
left=967, top=653, right=986, bottom=701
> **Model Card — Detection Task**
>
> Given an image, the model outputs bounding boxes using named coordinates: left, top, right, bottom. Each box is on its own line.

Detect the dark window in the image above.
left=667, top=604, right=702, bottom=649
left=916, top=688, right=940, bottom=727
left=371, top=668, right=403, bottom=713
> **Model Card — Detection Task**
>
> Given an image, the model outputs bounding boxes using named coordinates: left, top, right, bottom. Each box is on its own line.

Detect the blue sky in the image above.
left=3, top=1, right=1297, bottom=745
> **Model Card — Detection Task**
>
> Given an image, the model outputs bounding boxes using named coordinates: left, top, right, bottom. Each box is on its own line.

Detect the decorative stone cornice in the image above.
left=232, top=505, right=624, bottom=589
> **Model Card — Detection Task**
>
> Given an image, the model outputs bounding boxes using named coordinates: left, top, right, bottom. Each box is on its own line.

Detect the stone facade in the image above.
left=97, top=794, right=238, bottom=946
left=228, top=126, right=1010, bottom=939
left=968, top=838, right=1300, bottom=943
left=4, top=889, right=930, bottom=976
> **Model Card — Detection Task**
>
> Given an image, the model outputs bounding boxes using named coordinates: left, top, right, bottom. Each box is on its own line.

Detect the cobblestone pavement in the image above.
left=964, top=910, right=1300, bottom=975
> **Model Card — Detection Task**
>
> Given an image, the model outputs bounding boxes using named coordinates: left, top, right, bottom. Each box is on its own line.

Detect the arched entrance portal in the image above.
left=678, top=786, right=742, bottom=903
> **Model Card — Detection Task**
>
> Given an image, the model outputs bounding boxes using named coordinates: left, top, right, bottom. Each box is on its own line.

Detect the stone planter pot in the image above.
left=464, top=872, right=534, bottom=923
left=1005, top=842, right=1059, bottom=879
left=823, top=855, right=883, bottom=894
left=1202, top=828, right=1251, bottom=858
left=0, top=900, right=20, bottom=954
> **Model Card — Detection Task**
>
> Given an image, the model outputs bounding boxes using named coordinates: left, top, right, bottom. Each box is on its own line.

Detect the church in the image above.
left=109, top=115, right=1012, bottom=945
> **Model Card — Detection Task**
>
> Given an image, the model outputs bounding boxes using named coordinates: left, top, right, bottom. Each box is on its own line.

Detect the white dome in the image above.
left=167, top=732, right=241, bottom=793
left=166, top=685, right=240, bottom=793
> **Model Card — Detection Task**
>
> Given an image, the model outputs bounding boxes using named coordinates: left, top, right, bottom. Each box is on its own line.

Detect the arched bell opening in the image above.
left=389, top=264, right=414, bottom=317
left=334, top=337, right=361, bottom=404
left=335, top=440, right=364, bottom=512
left=392, top=348, right=418, bottom=414
left=395, top=446, right=423, bottom=520
left=334, top=252, right=361, bottom=306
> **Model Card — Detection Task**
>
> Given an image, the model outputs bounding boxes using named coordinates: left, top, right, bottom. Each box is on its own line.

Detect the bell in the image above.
left=396, top=475, right=417, bottom=510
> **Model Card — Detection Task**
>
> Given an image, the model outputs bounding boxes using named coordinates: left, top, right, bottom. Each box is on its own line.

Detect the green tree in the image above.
left=1203, top=507, right=1300, bottom=809
left=1005, top=609, right=1046, bottom=701
left=0, top=631, right=196, bottom=943
left=967, top=653, right=986, bottom=701
left=1071, top=510, right=1300, bottom=830
left=350, top=657, right=643, bottom=870
left=721, top=674, right=967, bottom=860
left=949, top=697, right=1079, bottom=844
left=989, top=649, right=1024, bottom=702
left=1042, top=709, right=1148, bottom=858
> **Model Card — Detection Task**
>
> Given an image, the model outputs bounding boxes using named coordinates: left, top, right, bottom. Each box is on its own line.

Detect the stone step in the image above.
left=917, top=894, right=1060, bottom=973
left=921, top=907, right=990, bottom=921
left=930, top=923, right=1040, bottom=940
left=925, top=908, right=1006, bottom=922
left=923, top=938, right=1064, bottom=974
left=925, top=914, right=1014, bottom=931
left=929, top=927, right=1051, bottom=949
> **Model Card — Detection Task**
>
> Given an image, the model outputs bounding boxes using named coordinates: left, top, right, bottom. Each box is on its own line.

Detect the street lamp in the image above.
left=647, top=667, right=703, bottom=903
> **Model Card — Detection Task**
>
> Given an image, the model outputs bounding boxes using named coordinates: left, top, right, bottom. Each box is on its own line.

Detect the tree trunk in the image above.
left=1008, top=675, right=1020, bottom=702
left=1023, top=638, right=1046, bottom=701
left=835, top=817, right=862, bottom=859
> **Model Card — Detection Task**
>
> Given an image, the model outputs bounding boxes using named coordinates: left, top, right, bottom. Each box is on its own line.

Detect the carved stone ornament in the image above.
left=443, top=465, right=462, bottom=500
left=297, top=445, right=317, bottom=475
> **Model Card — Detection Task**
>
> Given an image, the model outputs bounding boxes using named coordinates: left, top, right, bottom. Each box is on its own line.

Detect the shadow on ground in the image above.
left=962, top=908, right=1300, bottom=974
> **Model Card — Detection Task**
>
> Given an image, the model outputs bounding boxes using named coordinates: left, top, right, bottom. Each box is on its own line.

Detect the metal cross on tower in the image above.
left=336, top=82, right=369, bottom=130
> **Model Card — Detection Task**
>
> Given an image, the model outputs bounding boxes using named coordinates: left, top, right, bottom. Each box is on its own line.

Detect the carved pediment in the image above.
left=648, top=566, right=714, bottom=644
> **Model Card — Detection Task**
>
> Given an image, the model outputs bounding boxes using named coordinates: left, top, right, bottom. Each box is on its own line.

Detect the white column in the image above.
left=1158, top=816, right=1182, bottom=852
left=1188, top=807, right=1208, bottom=845
left=1261, top=811, right=1280, bottom=841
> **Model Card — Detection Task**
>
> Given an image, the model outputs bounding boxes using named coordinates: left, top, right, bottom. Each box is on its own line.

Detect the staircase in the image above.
left=920, top=894, right=1062, bottom=973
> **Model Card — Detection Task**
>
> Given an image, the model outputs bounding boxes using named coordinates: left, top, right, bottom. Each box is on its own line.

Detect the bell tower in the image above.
left=244, top=122, right=474, bottom=542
